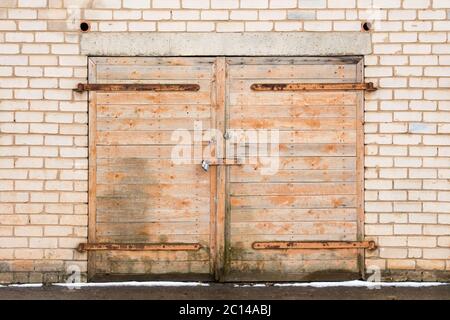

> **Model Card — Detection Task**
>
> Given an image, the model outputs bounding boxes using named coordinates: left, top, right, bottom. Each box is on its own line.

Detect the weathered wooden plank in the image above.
left=229, top=105, right=356, bottom=118
left=98, top=259, right=211, bottom=274
left=96, top=64, right=214, bottom=81
left=230, top=208, right=357, bottom=222
left=229, top=221, right=357, bottom=236
left=228, top=64, right=356, bottom=79
left=230, top=195, right=357, bottom=209
left=228, top=246, right=358, bottom=261
left=232, top=157, right=356, bottom=170
left=230, top=234, right=356, bottom=243
left=97, top=222, right=210, bottom=237
left=96, top=145, right=198, bottom=159
left=97, top=182, right=209, bottom=197
left=227, top=259, right=358, bottom=273
left=96, top=195, right=210, bottom=211
left=97, top=118, right=211, bottom=131
left=229, top=169, right=356, bottom=183
left=230, top=92, right=357, bottom=106
left=230, top=182, right=356, bottom=196
left=96, top=91, right=211, bottom=105
left=97, top=208, right=210, bottom=223
left=97, top=104, right=211, bottom=119
left=93, top=56, right=216, bottom=67
left=96, top=130, right=211, bottom=145
left=226, top=56, right=362, bottom=66
left=227, top=130, right=356, bottom=144
left=228, top=118, right=356, bottom=130
left=96, top=168, right=209, bottom=184
left=95, top=234, right=211, bottom=244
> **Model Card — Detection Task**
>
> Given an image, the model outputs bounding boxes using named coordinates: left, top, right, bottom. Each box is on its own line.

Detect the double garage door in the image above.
left=85, top=57, right=365, bottom=282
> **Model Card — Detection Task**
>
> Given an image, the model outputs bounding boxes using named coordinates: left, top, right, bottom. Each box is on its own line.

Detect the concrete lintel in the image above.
left=81, top=32, right=372, bottom=56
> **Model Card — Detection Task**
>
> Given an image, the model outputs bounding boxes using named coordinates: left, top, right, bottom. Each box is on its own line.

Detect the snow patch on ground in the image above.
left=1, top=280, right=447, bottom=288
left=53, top=281, right=210, bottom=288
left=6, top=284, right=43, bottom=288
left=235, top=280, right=447, bottom=288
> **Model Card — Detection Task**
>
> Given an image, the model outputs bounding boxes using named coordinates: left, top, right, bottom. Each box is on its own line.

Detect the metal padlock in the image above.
left=201, top=160, right=210, bottom=172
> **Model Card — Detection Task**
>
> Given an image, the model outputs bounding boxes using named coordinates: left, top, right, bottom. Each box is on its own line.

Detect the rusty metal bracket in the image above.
left=252, top=241, right=377, bottom=251
left=77, top=243, right=202, bottom=253
left=73, top=83, right=200, bottom=93
left=250, top=82, right=377, bottom=92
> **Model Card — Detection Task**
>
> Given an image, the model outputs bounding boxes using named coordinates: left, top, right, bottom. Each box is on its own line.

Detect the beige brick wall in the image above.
left=0, top=0, right=449, bottom=283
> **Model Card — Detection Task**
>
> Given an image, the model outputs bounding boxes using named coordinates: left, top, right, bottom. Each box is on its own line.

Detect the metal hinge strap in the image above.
left=251, top=82, right=377, bottom=92
left=73, top=83, right=200, bottom=93
left=77, top=243, right=202, bottom=252
left=252, top=241, right=377, bottom=251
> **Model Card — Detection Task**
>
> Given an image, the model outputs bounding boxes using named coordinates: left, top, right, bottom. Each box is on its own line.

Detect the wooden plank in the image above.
left=356, top=58, right=365, bottom=278
left=96, top=196, right=210, bottom=211
left=95, top=234, right=210, bottom=244
left=230, top=208, right=357, bottom=223
left=96, top=64, right=214, bottom=81
left=230, top=91, right=358, bottom=106
left=228, top=64, right=357, bottom=79
left=230, top=234, right=356, bottom=243
left=229, top=105, right=356, bottom=118
left=96, top=182, right=210, bottom=197
left=88, top=57, right=98, bottom=280
left=231, top=157, right=356, bottom=170
left=96, top=222, right=210, bottom=237
left=96, top=169, right=209, bottom=185
left=230, top=195, right=357, bottom=209
left=230, top=182, right=356, bottom=196
left=229, top=169, right=356, bottom=183
left=92, top=56, right=216, bottom=67
left=215, top=57, right=226, bottom=281
left=227, top=130, right=356, bottom=144
left=97, top=104, right=211, bottom=119
left=229, top=221, right=357, bottom=236
left=228, top=246, right=358, bottom=261
left=96, top=130, right=211, bottom=145
left=96, top=92, right=211, bottom=105
left=97, top=118, right=211, bottom=131
left=228, top=118, right=356, bottom=130
left=96, top=146, right=191, bottom=159
left=97, top=209, right=210, bottom=223
left=226, top=56, right=363, bottom=66
left=227, top=259, right=358, bottom=273
left=99, top=259, right=210, bottom=274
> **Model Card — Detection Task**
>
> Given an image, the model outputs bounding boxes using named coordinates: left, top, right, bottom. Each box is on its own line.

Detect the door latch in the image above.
left=201, top=160, right=210, bottom=172
left=201, top=159, right=243, bottom=172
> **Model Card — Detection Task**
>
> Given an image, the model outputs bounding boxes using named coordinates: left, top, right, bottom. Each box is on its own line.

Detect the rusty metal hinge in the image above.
left=77, top=242, right=202, bottom=252
left=250, top=82, right=377, bottom=92
left=73, top=83, right=200, bottom=93
left=252, top=241, right=377, bottom=251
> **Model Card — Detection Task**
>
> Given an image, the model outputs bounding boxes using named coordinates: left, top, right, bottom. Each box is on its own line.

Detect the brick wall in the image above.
left=0, top=0, right=449, bottom=283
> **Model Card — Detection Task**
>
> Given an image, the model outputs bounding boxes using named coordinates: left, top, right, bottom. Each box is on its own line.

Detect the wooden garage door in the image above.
left=85, top=56, right=365, bottom=281
left=223, top=57, right=364, bottom=281
left=87, top=57, right=217, bottom=281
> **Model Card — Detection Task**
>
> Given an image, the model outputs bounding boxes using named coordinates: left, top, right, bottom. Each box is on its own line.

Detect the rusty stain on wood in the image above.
left=250, top=82, right=377, bottom=92
left=78, top=243, right=202, bottom=252
left=74, top=83, right=200, bottom=93
left=252, top=241, right=377, bottom=251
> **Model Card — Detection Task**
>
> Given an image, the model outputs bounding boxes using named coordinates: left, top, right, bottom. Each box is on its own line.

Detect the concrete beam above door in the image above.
left=81, top=32, right=372, bottom=56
